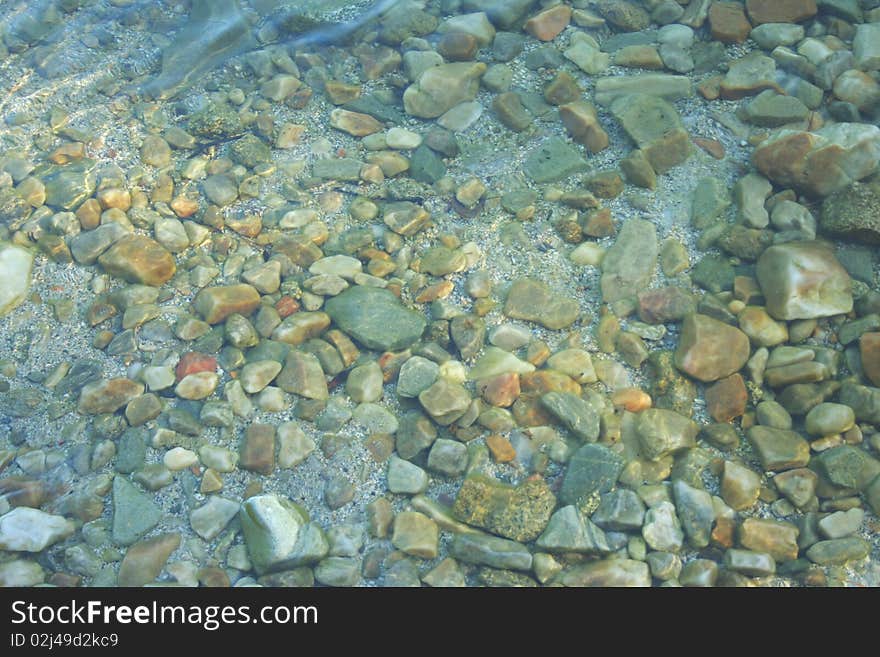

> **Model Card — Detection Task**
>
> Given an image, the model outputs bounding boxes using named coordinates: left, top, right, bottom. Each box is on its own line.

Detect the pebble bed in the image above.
left=0, top=0, right=879, bottom=588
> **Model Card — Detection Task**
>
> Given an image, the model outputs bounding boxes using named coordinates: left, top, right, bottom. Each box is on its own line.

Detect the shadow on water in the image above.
left=2, top=0, right=403, bottom=101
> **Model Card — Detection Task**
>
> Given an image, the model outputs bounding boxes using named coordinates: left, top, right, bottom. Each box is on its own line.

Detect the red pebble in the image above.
left=175, top=352, right=217, bottom=382
left=276, top=296, right=300, bottom=318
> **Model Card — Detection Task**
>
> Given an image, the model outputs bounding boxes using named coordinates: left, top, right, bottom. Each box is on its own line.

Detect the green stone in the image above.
left=111, top=476, right=162, bottom=546
left=691, top=255, right=734, bottom=293
left=814, top=445, right=880, bottom=491
left=409, top=145, right=446, bottom=184
left=806, top=537, right=870, bottom=566
left=230, top=133, right=271, bottom=168
left=636, top=408, right=698, bottom=461
left=743, top=90, right=810, bottom=127
left=115, top=429, right=147, bottom=474
left=450, top=534, right=533, bottom=571
left=523, top=137, right=589, bottom=183
left=312, top=158, right=364, bottom=181
left=804, top=403, right=855, bottom=437
left=503, top=278, right=579, bottom=330
left=559, top=443, right=624, bottom=507
left=747, top=426, right=810, bottom=471
left=539, top=391, right=601, bottom=442
left=418, top=378, right=471, bottom=425
left=838, top=382, right=880, bottom=424
left=691, top=177, right=731, bottom=229
left=325, top=286, right=427, bottom=351
left=610, top=94, right=691, bottom=173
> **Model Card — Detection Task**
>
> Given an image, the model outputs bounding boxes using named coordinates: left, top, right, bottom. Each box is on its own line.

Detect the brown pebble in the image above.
left=198, top=567, right=231, bottom=587
left=478, top=372, right=521, bottom=407
left=525, top=4, right=572, bottom=41
left=610, top=388, right=652, bottom=412
left=437, top=32, right=479, bottom=61
left=693, top=137, right=725, bottom=159
left=486, top=434, right=516, bottom=463
left=240, top=423, right=276, bottom=475
left=705, top=374, right=748, bottom=423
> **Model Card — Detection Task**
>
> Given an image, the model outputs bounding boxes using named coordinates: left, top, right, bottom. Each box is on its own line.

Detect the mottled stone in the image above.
left=97, top=235, right=175, bottom=287
left=674, top=314, right=751, bottom=382
left=453, top=474, right=556, bottom=542
left=78, top=378, right=144, bottom=414
left=503, top=278, right=579, bottom=330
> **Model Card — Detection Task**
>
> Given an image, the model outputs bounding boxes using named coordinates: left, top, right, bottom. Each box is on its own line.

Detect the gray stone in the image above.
left=600, top=218, right=658, bottom=303
left=0, top=507, right=75, bottom=552
left=591, top=489, right=646, bottom=531
left=239, top=494, right=310, bottom=575
left=523, top=137, right=589, bottom=183
left=539, top=391, right=601, bottom=442
left=190, top=496, right=239, bottom=541
left=427, top=438, right=468, bottom=477
left=536, top=505, right=611, bottom=554
left=641, top=502, right=684, bottom=552
left=671, top=480, right=715, bottom=548
left=111, top=476, right=162, bottom=546
left=0, top=243, right=34, bottom=318
left=397, top=356, right=440, bottom=398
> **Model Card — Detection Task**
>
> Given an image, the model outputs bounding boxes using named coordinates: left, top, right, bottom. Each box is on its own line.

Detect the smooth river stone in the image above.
left=97, top=234, right=176, bottom=286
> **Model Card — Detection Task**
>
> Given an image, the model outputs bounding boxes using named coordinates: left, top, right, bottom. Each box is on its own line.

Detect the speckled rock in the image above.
left=453, top=474, right=556, bottom=542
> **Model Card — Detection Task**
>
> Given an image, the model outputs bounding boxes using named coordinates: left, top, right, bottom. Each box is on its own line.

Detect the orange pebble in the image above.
left=610, top=388, right=652, bottom=412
